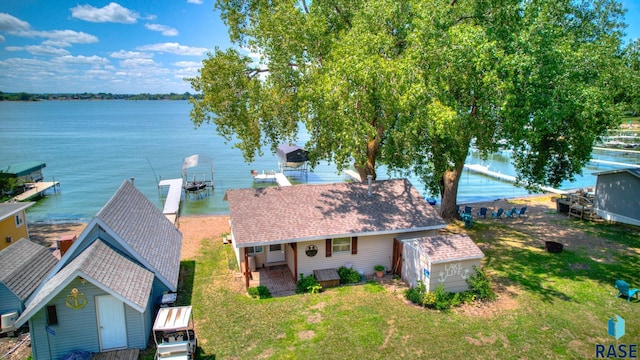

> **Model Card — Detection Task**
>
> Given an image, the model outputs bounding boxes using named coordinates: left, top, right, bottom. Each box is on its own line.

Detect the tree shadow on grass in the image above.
left=178, top=260, right=196, bottom=306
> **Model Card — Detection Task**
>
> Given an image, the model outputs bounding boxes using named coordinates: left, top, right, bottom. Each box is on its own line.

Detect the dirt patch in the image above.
left=177, top=215, right=231, bottom=260
left=297, top=330, right=315, bottom=340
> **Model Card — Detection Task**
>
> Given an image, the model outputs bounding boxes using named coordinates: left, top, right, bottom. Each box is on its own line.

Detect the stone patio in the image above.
left=249, top=264, right=296, bottom=296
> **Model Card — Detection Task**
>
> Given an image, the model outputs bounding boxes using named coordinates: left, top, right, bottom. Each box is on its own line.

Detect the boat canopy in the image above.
left=276, top=144, right=309, bottom=163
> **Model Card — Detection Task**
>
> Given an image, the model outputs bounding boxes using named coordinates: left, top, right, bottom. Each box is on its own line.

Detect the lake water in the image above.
left=1, top=100, right=638, bottom=223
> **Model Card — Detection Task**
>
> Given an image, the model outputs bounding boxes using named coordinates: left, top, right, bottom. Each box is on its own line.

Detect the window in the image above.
left=14, top=213, right=24, bottom=227
left=269, top=244, right=281, bottom=252
left=46, top=305, right=58, bottom=326
left=332, top=237, right=351, bottom=253
left=247, top=246, right=263, bottom=255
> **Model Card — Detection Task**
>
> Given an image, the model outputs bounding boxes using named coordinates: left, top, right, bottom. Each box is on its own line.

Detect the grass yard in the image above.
left=143, top=210, right=639, bottom=359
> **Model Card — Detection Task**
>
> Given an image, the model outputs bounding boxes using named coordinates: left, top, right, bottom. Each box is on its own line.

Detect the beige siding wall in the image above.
left=428, top=260, right=481, bottom=293
left=296, top=234, right=396, bottom=277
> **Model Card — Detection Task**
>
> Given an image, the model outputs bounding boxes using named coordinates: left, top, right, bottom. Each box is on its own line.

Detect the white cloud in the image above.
left=145, top=23, right=179, bottom=36
left=24, top=45, right=70, bottom=56
left=173, top=61, right=200, bottom=67
left=0, top=13, right=30, bottom=31
left=70, top=2, right=139, bottom=24
left=187, top=0, right=204, bottom=4
left=5, top=46, right=22, bottom=52
left=52, top=55, right=110, bottom=66
left=110, top=50, right=153, bottom=59
left=9, top=29, right=98, bottom=46
left=137, top=42, right=208, bottom=56
left=0, top=34, right=5, bottom=43
left=119, top=58, right=159, bottom=68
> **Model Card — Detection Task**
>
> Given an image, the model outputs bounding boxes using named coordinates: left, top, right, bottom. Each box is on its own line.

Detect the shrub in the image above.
left=337, top=266, right=361, bottom=284
left=405, top=280, right=426, bottom=304
left=248, top=285, right=272, bottom=299
left=374, top=264, right=385, bottom=272
left=466, top=266, right=496, bottom=301
left=296, top=273, right=322, bottom=294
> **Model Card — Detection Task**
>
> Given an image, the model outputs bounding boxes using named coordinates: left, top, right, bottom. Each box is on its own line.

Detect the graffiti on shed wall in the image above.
left=437, top=263, right=471, bottom=283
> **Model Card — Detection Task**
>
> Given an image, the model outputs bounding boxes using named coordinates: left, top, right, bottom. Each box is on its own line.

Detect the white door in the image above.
left=96, top=295, right=127, bottom=350
left=267, top=244, right=285, bottom=263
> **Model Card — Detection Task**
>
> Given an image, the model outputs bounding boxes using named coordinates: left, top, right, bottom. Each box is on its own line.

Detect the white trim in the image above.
left=235, top=225, right=446, bottom=248
left=595, top=209, right=640, bottom=226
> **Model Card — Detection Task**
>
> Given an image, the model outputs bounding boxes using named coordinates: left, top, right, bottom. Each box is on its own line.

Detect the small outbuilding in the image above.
left=401, top=234, right=484, bottom=293
left=593, top=168, right=640, bottom=226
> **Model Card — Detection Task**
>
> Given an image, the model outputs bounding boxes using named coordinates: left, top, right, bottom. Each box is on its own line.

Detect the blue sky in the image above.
left=0, top=1, right=639, bottom=94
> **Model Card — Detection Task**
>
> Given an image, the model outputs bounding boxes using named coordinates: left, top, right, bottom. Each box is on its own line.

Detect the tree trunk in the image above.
left=439, top=161, right=465, bottom=221
left=355, top=123, right=383, bottom=182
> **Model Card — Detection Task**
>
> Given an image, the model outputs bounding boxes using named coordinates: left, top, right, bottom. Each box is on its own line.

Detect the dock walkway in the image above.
left=158, top=178, right=183, bottom=224
left=8, top=181, right=59, bottom=202
left=464, top=164, right=567, bottom=194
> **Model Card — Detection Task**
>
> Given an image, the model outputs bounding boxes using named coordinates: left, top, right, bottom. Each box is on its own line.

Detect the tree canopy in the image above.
left=189, top=0, right=630, bottom=219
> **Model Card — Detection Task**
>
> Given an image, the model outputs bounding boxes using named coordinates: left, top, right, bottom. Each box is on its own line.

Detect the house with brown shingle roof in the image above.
left=14, top=179, right=182, bottom=358
left=225, top=178, right=452, bottom=289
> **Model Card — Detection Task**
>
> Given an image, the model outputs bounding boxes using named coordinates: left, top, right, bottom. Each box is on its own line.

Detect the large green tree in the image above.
left=189, top=0, right=627, bottom=220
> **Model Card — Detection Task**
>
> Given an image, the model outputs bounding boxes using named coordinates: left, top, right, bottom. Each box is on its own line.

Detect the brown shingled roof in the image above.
left=413, top=234, right=484, bottom=264
left=225, top=178, right=445, bottom=246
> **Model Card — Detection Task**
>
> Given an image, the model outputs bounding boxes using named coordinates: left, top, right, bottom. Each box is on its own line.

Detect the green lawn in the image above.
left=145, top=216, right=639, bottom=359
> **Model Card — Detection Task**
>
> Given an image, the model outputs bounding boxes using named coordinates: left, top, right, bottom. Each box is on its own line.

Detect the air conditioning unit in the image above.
left=1, top=311, right=19, bottom=331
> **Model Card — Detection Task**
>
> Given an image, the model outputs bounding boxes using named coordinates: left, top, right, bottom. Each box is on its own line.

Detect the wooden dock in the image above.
left=463, top=164, right=567, bottom=194
left=8, top=181, right=59, bottom=202
left=158, top=178, right=182, bottom=225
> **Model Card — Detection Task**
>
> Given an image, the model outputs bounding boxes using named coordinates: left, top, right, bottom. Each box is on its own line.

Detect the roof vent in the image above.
left=367, top=175, right=373, bottom=196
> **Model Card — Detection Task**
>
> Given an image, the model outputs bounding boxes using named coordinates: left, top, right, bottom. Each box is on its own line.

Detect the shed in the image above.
left=401, top=234, right=484, bottom=292
left=593, top=168, right=640, bottom=226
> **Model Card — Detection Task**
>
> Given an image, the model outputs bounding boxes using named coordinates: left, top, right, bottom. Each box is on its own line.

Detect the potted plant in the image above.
left=374, top=265, right=385, bottom=278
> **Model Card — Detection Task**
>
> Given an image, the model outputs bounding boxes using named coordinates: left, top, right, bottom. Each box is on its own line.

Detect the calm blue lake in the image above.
left=1, top=100, right=637, bottom=223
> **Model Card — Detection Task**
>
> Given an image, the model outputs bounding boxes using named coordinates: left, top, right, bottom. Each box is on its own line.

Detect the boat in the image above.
left=181, top=155, right=213, bottom=197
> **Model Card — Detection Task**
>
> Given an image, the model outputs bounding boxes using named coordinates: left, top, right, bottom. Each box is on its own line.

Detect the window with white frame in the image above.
left=332, top=237, right=351, bottom=253
left=14, top=213, right=24, bottom=227
left=247, top=246, right=263, bottom=255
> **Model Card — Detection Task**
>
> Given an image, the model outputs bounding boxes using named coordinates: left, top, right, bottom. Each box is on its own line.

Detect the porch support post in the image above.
left=244, top=248, right=250, bottom=288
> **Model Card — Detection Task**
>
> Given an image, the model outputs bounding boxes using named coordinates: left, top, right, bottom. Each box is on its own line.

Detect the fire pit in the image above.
left=545, top=241, right=564, bottom=253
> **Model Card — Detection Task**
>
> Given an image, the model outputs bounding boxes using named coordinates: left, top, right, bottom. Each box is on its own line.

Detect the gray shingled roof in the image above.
left=0, top=238, right=57, bottom=301
left=225, top=178, right=446, bottom=246
left=413, top=234, right=484, bottom=264
left=16, top=240, right=154, bottom=328
left=0, top=202, right=35, bottom=222
left=96, top=180, right=182, bottom=289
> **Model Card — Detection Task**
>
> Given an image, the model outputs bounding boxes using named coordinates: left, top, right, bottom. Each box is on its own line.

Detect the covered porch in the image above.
left=248, top=264, right=296, bottom=297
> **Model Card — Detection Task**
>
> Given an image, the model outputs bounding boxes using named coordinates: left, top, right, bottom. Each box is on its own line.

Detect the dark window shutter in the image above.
left=326, top=239, right=332, bottom=257
left=351, top=237, right=358, bottom=255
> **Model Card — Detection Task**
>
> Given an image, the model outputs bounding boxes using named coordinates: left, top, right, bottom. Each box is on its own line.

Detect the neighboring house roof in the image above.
left=94, top=179, right=182, bottom=289
left=16, top=240, right=154, bottom=328
left=0, top=238, right=57, bottom=301
left=409, top=234, right=484, bottom=264
left=225, top=178, right=446, bottom=247
left=595, top=168, right=640, bottom=178
left=43, top=179, right=182, bottom=294
left=0, top=202, right=35, bottom=222
left=1, top=161, right=46, bottom=177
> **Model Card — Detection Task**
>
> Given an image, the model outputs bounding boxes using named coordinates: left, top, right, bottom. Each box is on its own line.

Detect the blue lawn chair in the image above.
left=477, top=207, right=488, bottom=218
left=615, top=280, right=639, bottom=302
left=517, top=207, right=527, bottom=217
left=492, top=208, right=504, bottom=218
left=464, top=206, right=472, bottom=215
left=505, top=207, right=518, bottom=218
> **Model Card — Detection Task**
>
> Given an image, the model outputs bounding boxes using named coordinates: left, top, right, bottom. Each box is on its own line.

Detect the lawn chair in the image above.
left=615, top=280, right=639, bottom=302
left=463, top=206, right=472, bottom=215
left=505, top=207, right=518, bottom=218
left=517, top=207, right=527, bottom=217
left=477, top=207, right=488, bottom=218
left=492, top=208, right=504, bottom=218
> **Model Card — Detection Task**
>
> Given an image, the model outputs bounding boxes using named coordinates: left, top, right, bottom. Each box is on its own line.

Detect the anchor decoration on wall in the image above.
left=437, top=263, right=471, bottom=283
left=65, top=288, right=88, bottom=310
